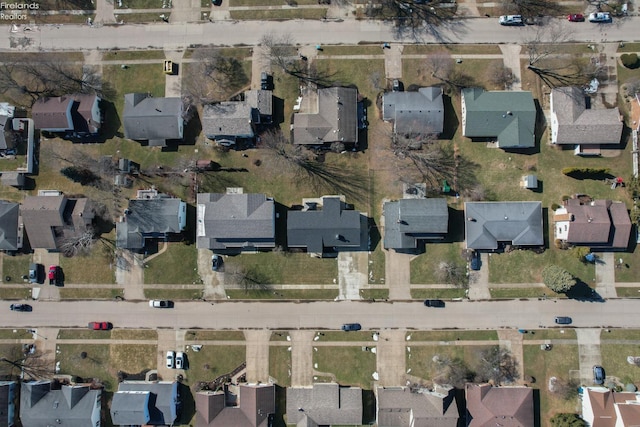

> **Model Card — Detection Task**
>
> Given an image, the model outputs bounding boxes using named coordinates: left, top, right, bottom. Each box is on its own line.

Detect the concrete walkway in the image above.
left=385, top=250, right=412, bottom=300
left=337, top=251, right=366, bottom=300
left=384, top=44, right=403, bottom=80
left=244, top=330, right=272, bottom=383
left=596, top=252, right=617, bottom=299
left=376, top=329, right=407, bottom=386
left=497, top=329, right=524, bottom=383
left=116, top=250, right=145, bottom=300
left=577, top=328, right=602, bottom=384
left=290, top=330, right=314, bottom=387
left=468, top=253, right=490, bottom=300
left=499, top=44, right=522, bottom=90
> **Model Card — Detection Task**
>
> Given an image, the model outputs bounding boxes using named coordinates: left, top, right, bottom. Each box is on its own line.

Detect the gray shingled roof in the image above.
left=123, top=93, right=183, bottom=144
left=195, top=384, right=275, bottom=427
left=377, top=386, right=459, bottom=427
left=461, top=88, right=536, bottom=148
left=293, top=87, right=358, bottom=145
left=245, top=90, right=273, bottom=117
left=202, top=102, right=254, bottom=141
left=0, top=115, right=11, bottom=150
left=0, top=381, right=16, bottom=427
left=196, top=193, right=275, bottom=250
left=383, top=198, right=449, bottom=250
left=464, top=201, right=543, bottom=250
left=465, top=384, right=534, bottom=427
left=21, top=196, right=66, bottom=250
left=116, top=196, right=185, bottom=250
left=0, top=201, right=19, bottom=251
left=551, top=87, right=622, bottom=145
left=20, top=381, right=101, bottom=427
left=111, top=381, right=178, bottom=426
left=287, top=197, right=361, bottom=253
left=286, top=383, right=362, bottom=425
left=383, top=87, right=444, bottom=135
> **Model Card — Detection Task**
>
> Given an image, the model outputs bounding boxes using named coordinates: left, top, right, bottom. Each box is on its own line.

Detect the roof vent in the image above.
left=467, top=217, right=476, bottom=222
left=504, top=216, right=508, bottom=220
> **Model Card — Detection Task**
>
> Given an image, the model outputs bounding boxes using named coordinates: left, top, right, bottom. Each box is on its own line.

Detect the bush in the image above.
left=621, top=53, right=640, bottom=69
left=542, top=265, right=576, bottom=293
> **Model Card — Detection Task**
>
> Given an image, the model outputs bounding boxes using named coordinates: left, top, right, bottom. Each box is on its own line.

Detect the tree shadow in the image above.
left=440, top=94, right=459, bottom=140
left=566, top=280, right=605, bottom=302
left=368, top=217, right=381, bottom=252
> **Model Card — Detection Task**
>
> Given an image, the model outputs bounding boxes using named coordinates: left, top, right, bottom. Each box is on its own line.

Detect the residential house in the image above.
left=32, top=94, right=101, bottom=136
left=461, top=88, right=536, bottom=149
left=377, top=385, right=459, bottom=427
left=0, top=201, right=22, bottom=252
left=383, top=198, right=448, bottom=251
left=292, top=87, right=359, bottom=147
left=196, top=189, right=275, bottom=252
left=550, top=86, right=623, bottom=155
left=110, top=381, right=180, bottom=426
left=21, top=194, right=94, bottom=251
left=382, top=87, right=444, bottom=136
left=20, top=380, right=101, bottom=427
left=554, top=199, right=631, bottom=250
left=116, top=188, right=187, bottom=250
left=581, top=386, right=640, bottom=427
left=0, top=381, right=16, bottom=427
left=465, top=383, right=534, bottom=427
left=287, top=196, right=362, bottom=256
left=464, top=201, right=543, bottom=250
left=286, top=383, right=362, bottom=426
left=202, top=90, right=273, bottom=146
left=195, top=383, right=275, bottom=427
left=123, top=93, right=183, bottom=147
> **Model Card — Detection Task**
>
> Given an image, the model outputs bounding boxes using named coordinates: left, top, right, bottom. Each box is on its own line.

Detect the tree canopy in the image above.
left=542, top=265, right=576, bottom=293
left=550, top=413, right=586, bottom=427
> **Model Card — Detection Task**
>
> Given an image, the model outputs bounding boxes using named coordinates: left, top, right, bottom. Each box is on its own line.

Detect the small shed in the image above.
left=1, top=172, right=25, bottom=188
left=521, top=175, right=538, bottom=190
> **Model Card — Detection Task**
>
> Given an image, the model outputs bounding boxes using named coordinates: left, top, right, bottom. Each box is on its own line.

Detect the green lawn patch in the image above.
left=488, top=249, right=596, bottom=285
left=315, top=58, right=385, bottom=104
left=103, top=50, right=166, bottom=61
left=315, top=331, right=375, bottom=342
left=269, top=345, right=291, bottom=387
left=368, top=244, right=385, bottom=285
left=320, top=45, right=385, bottom=56
left=59, top=288, right=124, bottom=299
left=57, top=344, right=116, bottom=390
left=599, top=344, right=640, bottom=385
left=490, top=287, right=563, bottom=299
left=618, top=43, right=640, bottom=53
left=2, top=254, right=32, bottom=283
left=614, top=246, right=640, bottom=282
left=410, top=288, right=467, bottom=299
left=522, top=344, right=580, bottom=423
left=144, top=288, right=203, bottom=300
left=410, top=242, right=465, bottom=284
left=408, top=330, right=498, bottom=341
left=314, top=346, right=376, bottom=389
left=144, top=243, right=200, bottom=284
left=223, top=252, right=338, bottom=285
left=0, top=329, right=32, bottom=339
left=116, top=12, right=172, bottom=23
left=182, top=345, right=246, bottom=385
left=184, top=46, right=252, bottom=59
left=0, top=288, right=32, bottom=299
left=360, top=288, right=389, bottom=299
left=402, top=44, right=501, bottom=55
left=270, top=331, right=290, bottom=341
left=111, top=344, right=157, bottom=375
left=33, top=13, right=96, bottom=24
left=57, top=329, right=112, bottom=340
left=111, top=329, right=158, bottom=340
left=616, top=287, right=640, bottom=297
left=230, top=8, right=327, bottom=20
left=185, top=330, right=245, bottom=340
left=231, top=0, right=319, bottom=4
left=225, top=289, right=339, bottom=300
left=60, top=250, right=116, bottom=284
left=602, top=329, right=640, bottom=340
left=522, top=329, right=576, bottom=340
left=406, top=344, right=497, bottom=381
left=117, top=0, right=168, bottom=9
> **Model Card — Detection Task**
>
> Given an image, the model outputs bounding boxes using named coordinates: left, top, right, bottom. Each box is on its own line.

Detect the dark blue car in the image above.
left=342, top=323, right=361, bottom=332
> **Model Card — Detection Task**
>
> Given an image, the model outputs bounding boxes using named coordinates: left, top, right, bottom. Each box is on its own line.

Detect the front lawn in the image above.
left=600, top=344, right=640, bottom=385
left=313, top=346, right=377, bottom=389
left=2, top=254, right=32, bottom=283
left=144, top=243, right=200, bottom=284
left=269, top=345, right=291, bottom=387
left=407, top=330, right=498, bottom=341
left=60, top=248, right=116, bottom=284
left=405, top=344, right=497, bottom=381
left=183, top=345, right=246, bottom=385
left=410, top=242, right=466, bottom=284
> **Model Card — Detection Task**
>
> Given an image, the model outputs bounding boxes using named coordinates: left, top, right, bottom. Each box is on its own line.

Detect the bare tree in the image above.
left=433, top=354, right=473, bottom=387
left=436, top=261, right=469, bottom=288
left=487, top=62, right=515, bottom=89
left=424, top=51, right=476, bottom=92
left=183, top=49, right=249, bottom=104
left=476, top=347, right=519, bottom=385
left=57, top=229, right=96, bottom=258
left=224, top=263, right=270, bottom=293
left=1, top=345, right=53, bottom=380
left=623, top=77, right=640, bottom=97
left=525, top=26, right=604, bottom=88
left=500, top=0, right=562, bottom=18
left=361, top=0, right=459, bottom=41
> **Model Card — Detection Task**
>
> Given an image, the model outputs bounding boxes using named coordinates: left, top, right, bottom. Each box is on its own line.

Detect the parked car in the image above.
left=10, top=303, right=32, bottom=312
left=211, top=0, right=221, bottom=4
left=342, top=323, right=362, bottom=331
left=211, top=255, right=222, bottom=272
left=424, top=299, right=445, bottom=308
left=88, top=322, right=110, bottom=330
left=593, top=365, right=605, bottom=384
left=48, top=265, right=62, bottom=286
left=149, top=300, right=173, bottom=308
left=568, top=13, right=585, bottom=21
left=588, top=12, right=611, bottom=22
left=261, top=72, right=271, bottom=90
left=554, top=316, right=572, bottom=325
left=28, top=263, right=40, bottom=284
left=166, top=351, right=175, bottom=368
left=499, top=15, right=523, bottom=25
left=175, top=351, right=185, bottom=369
left=470, top=251, right=481, bottom=271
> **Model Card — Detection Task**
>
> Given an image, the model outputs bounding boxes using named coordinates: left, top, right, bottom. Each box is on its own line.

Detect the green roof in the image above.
left=462, top=88, right=536, bottom=148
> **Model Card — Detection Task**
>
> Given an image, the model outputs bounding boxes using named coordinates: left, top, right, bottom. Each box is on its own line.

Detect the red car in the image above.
left=88, top=322, right=110, bottom=330
left=568, top=13, right=585, bottom=22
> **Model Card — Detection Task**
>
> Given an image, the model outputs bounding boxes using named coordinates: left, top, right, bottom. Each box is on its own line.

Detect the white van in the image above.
left=499, top=15, right=523, bottom=26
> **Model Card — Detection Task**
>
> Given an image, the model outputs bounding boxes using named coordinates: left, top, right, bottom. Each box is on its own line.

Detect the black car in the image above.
left=424, top=299, right=445, bottom=308
left=10, top=303, right=32, bottom=312
left=341, top=323, right=362, bottom=332
left=593, top=365, right=605, bottom=385
left=470, top=251, right=481, bottom=271
left=211, top=255, right=222, bottom=272
left=554, top=316, right=572, bottom=325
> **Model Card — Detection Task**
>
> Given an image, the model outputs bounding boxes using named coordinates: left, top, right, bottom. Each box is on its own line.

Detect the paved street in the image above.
left=3, top=298, right=637, bottom=331
left=3, top=17, right=640, bottom=52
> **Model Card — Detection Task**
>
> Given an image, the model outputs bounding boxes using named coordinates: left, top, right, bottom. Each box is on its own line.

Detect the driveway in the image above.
left=577, top=328, right=602, bottom=384
left=386, top=250, right=412, bottom=300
